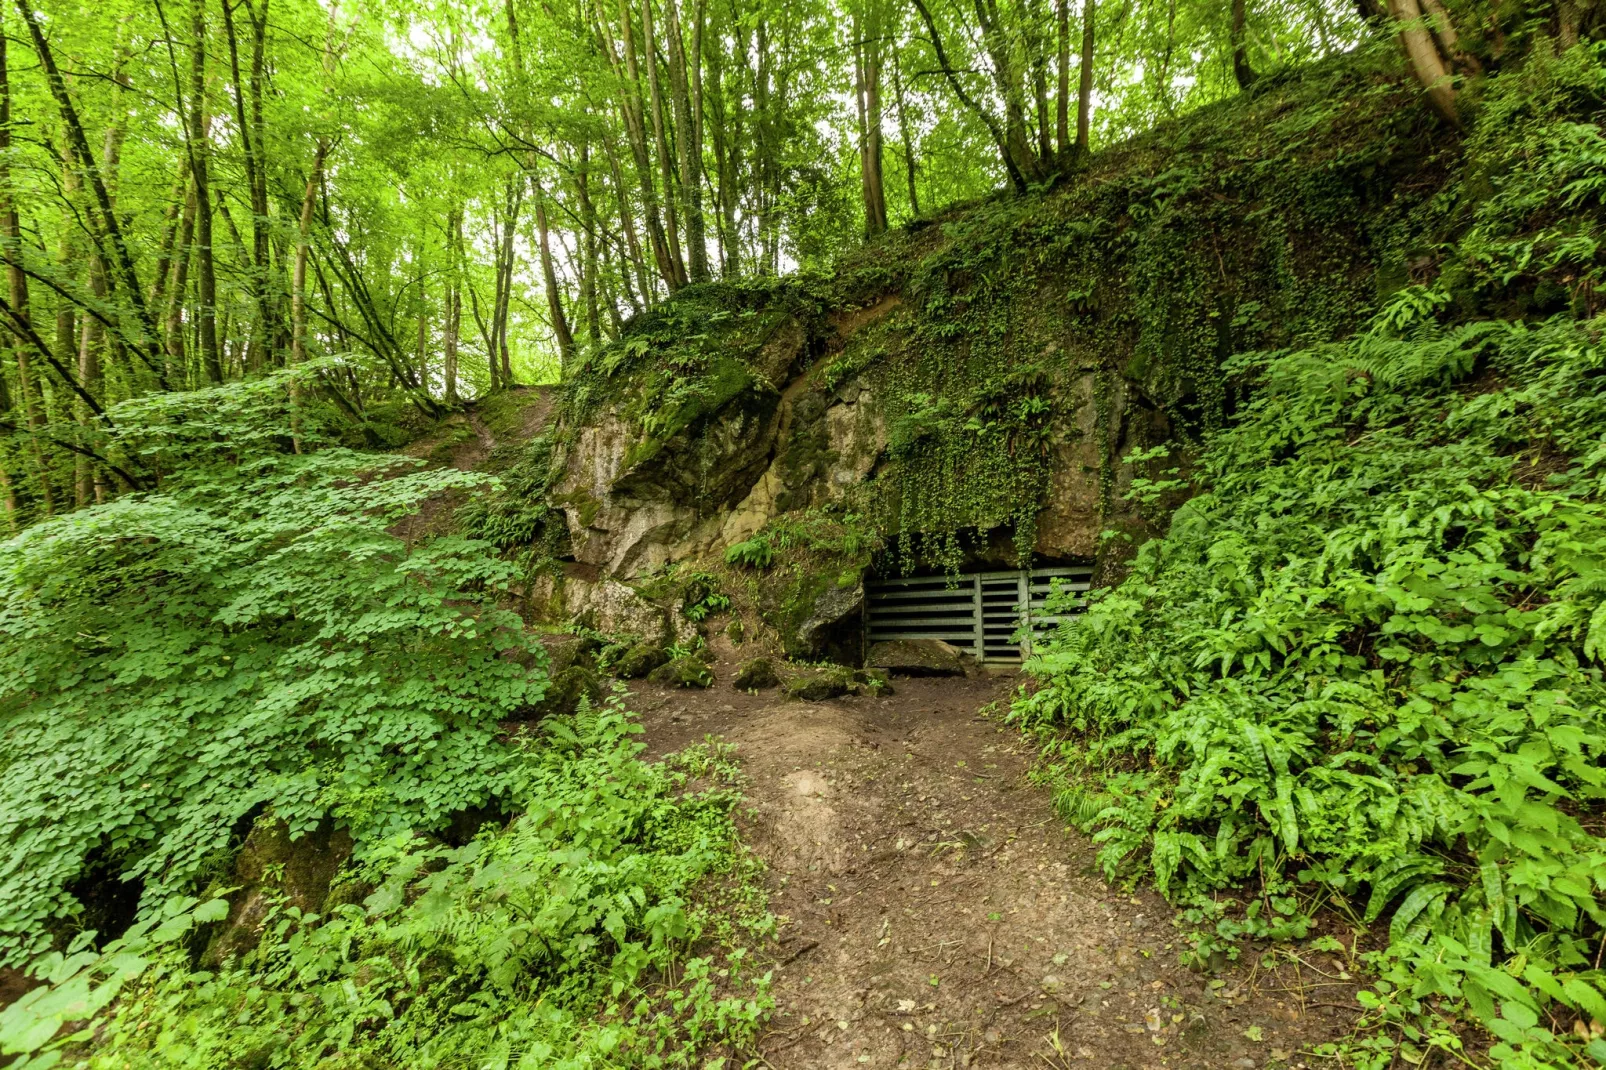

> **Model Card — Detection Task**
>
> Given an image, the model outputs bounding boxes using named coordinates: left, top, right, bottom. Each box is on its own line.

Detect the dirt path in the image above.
left=632, top=669, right=1364, bottom=1070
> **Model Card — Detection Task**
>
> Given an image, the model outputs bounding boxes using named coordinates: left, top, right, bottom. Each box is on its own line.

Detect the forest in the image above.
left=0, top=0, right=1603, bottom=1061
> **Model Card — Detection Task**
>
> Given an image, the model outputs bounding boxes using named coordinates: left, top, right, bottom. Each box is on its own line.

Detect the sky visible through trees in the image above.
left=0, top=0, right=1369, bottom=527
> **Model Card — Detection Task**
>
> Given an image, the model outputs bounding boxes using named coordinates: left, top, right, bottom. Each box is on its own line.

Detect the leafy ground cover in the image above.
left=1015, top=42, right=1606, bottom=1070
left=0, top=701, right=773, bottom=1068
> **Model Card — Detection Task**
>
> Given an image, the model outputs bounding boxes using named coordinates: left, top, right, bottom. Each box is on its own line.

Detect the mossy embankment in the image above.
left=477, top=48, right=1474, bottom=654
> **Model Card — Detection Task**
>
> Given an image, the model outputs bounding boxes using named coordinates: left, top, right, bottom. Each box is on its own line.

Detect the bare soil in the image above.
left=630, top=666, right=1366, bottom=1070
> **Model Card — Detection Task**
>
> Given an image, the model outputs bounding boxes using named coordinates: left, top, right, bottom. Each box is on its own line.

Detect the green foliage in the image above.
left=1, top=700, right=773, bottom=1068
left=456, top=432, right=570, bottom=575
left=1014, top=307, right=1606, bottom=1064
left=724, top=536, right=776, bottom=569
left=0, top=383, right=549, bottom=967
left=679, top=573, right=732, bottom=622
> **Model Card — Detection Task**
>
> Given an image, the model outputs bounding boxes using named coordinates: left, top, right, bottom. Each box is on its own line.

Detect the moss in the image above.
left=549, top=51, right=1454, bottom=578
left=733, top=657, right=778, bottom=690
left=614, top=642, right=668, bottom=680
left=647, top=655, right=714, bottom=689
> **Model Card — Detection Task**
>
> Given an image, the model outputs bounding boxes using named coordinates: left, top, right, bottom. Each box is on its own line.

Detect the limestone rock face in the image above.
left=539, top=290, right=1175, bottom=658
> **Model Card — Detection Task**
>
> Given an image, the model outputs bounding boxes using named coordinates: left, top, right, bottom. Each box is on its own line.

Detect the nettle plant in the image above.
left=1014, top=307, right=1606, bottom=1067
left=0, top=372, right=547, bottom=968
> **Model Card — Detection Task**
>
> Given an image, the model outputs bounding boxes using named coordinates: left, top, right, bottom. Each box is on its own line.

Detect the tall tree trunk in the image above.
left=1075, top=0, right=1095, bottom=159
left=76, top=253, right=106, bottom=505
left=290, top=142, right=326, bottom=366
left=168, top=189, right=197, bottom=381
left=1388, top=0, right=1458, bottom=124
left=603, top=0, right=679, bottom=292
left=891, top=47, right=921, bottom=217
left=221, top=0, right=274, bottom=368
left=189, top=0, right=221, bottom=383
left=1055, top=0, right=1070, bottom=158
left=0, top=14, right=54, bottom=513
left=16, top=1, right=161, bottom=373
left=1024, top=0, right=1053, bottom=163
left=910, top=0, right=1027, bottom=191
left=534, top=179, right=576, bottom=372
left=1231, top=0, right=1256, bottom=90
left=854, top=7, right=888, bottom=235
left=704, top=10, right=740, bottom=275
left=665, top=0, right=708, bottom=281
left=974, top=0, right=1045, bottom=183
left=496, top=176, right=520, bottom=385
left=643, top=0, right=688, bottom=285
left=600, top=129, right=653, bottom=304
left=577, top=144, right=602, bottom=350
left=444, top=207, right=461, bottom=405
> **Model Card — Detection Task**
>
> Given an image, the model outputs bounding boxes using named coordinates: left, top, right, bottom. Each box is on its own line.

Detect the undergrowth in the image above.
left=0, top=372, right=549, bottom=970
left=0, top=699, right=774, bottom=1068
left=1014, top=42, right=1606, bottom=1069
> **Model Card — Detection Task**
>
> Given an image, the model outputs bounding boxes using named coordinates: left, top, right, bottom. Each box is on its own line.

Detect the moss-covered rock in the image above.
left=531, top=664, right=605, bottom=718
left=783, top=664, right=860, bottom=702
left=614, top=641, right=669, bottom=679
left=647, top=655, right=714, bottom=689
left=867, top=639, right=976, bottom=677
left=200, top=818, right=352, bottom=967
left=733, top=657, right=780, bottom=690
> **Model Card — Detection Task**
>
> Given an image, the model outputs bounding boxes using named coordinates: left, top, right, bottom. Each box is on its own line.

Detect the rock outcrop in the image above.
left=522, top=66, right=1442, bottom=659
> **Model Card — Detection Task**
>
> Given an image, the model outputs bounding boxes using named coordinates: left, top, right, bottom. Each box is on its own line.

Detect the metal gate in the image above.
left=864, top=565, right=1093, bottom=664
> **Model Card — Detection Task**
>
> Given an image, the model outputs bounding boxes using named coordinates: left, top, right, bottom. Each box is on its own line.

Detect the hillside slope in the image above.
left=485, top=48, right=1472, bottom=658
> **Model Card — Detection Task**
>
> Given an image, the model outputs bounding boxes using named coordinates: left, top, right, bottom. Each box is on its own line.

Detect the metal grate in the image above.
left=865, top=565, right=1093, bottom=664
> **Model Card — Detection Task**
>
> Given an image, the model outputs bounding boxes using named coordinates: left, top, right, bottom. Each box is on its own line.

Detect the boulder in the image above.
left=733, top=657, right=780, bottom=691
left=867, top=638, right=976, bottom=677
left=531, top=664, right=605, bottom=718
left=539, top=633, right=598, bottom=675
left=648, top=655, right=714, bottom=688
left=200, top=818, right=353, bottom=966
left=794, top=578, right=863, bottom=656
left=614, top=641, right=669, bottom=679
left=783, top=664, right=859, bottom=702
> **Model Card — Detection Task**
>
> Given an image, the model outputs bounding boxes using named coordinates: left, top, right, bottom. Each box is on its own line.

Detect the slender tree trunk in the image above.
left=1387, top=0, right=1458, bottom=124
left=534, top=180, right=576, bottom=372
left=643, top=0, right=687, bottom=285
left=1075, top=0, right=1095, bottom=158
left=416, top=274, right=428, bottom=391
left=291, top=142, right=326, bottom=366
left=444, top=207, right=461, bottom=405
left=16, top=1, right=161, bottom=372
left=974, top=0, right=1045, bottom=183
left=910, top=0, right=1027, bottom=191
left=496, top=176, right=520, bottom=384
left=577, top=144, right=602, bottom=350
left=855, top=8, right=888, bottom=235
left=703, top=11, right=740, bottom=275
left=188, top=0, right=221, bottom=383
left=221, top=0, right=274, bottom=369
left=600, top=130, right=653, bottom=304
left=0, top=15, right=54, bottom=513
left=1024, top=0, right=1053, bottom=163
left=604, top=0, right=679, bottom=292
left=168, top=189, right=196, bottom=382
left=1231, top=0, right=1256, bottom=90
left=665, top=0, right=708, bottom=281
left=76, top=254, right=106, bottom=505
left=890, top=48, right=921, bottom=217
left=1055, top=0, right=1070, bottom=158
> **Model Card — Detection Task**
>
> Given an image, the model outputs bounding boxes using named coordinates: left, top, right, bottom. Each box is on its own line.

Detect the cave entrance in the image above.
left=864, top=564, right=1093, bottom=665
